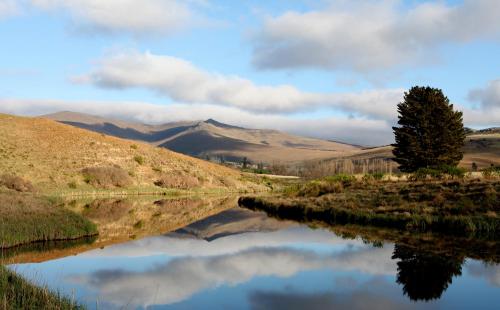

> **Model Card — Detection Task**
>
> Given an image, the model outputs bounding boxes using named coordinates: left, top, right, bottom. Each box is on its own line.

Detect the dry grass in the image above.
left=0, top=175, right=34, bottom=193
left=0, top=113, right=264, bottom=195
left=81, top=166, right=132, bottom=189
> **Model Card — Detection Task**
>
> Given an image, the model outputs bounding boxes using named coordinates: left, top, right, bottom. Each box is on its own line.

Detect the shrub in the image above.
left=134, top=155, right=145, bottom=165
left=363, top=172, right=385, bottom=182
left=81, top=166, right=133, bottom=189
left=67, top=181, right=77, bottom=189
left=0, top=174, right=34, bottom=192
left=411, top=166, right=465, bottom=180
left=324, top=174, right=355, bottom=186
left=411, top=168, right=443, bottom=181
left=439, top=165, right=466, bottom=179
left=154, top=175, right=200, bottom=189
left=297, top=180, right=343, bottom=197
left=130, top=144, right=138, bottom=150
left=482, top=166, right=500, bottom=178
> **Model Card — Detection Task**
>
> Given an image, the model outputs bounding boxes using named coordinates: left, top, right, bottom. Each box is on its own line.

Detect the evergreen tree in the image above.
left=392, top=86, right=466, bottom=172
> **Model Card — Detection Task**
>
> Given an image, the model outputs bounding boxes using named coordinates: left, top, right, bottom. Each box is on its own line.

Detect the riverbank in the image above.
left=0, top=190, right=98, bottom=249
left=239, top=178, right=500, bottom=236
left=0, top=266, right=83, bottom=309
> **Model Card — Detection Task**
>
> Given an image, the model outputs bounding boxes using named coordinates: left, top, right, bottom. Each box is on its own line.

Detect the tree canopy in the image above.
left=392, top=86, right=466, bottom=172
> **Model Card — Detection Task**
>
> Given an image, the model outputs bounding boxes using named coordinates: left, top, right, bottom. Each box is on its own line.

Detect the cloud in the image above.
left=30, top=0, right=201, bottom=35
left=0, top=98, right=393, bottom=145
left=464, top=79, right=500, bottom=126
left=81, top=226, right=371, bottom=258
left=468, top=79, right=500, bottom=109
left=467, top=262, right=500, bottom=287
left=251, top=0, right=500, bottom=73
left=70, top=245, right=396, bottom=308
left=0, top=0, right=20, bottom=18
left=77, top=50, right=404, bottom=119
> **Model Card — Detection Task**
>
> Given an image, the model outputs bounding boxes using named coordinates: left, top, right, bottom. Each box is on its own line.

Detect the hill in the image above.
left=296, top=133, right=500, bottom=177
left=0, top=113, right=263, bottom=195
left=44, top=111, right=361, bottom=164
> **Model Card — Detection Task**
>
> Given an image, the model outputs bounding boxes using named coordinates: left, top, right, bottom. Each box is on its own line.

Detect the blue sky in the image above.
left=0, top=0, right=499, bottom=145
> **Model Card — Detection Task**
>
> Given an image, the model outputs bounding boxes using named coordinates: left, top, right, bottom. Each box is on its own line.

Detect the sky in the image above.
left=0, top=0, right=499, bottom=145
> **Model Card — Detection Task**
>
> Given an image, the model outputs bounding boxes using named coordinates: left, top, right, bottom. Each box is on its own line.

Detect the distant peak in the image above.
left=204, top=119, right=245, bottom=130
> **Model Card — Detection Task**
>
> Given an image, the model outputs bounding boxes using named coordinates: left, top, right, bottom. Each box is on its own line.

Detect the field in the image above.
left=0, top=113, right=264, bottom=195
left=239, top=177, right=500, bottom=236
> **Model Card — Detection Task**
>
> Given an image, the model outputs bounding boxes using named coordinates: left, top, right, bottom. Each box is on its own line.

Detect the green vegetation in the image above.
left=392, top=86, right=466, bottom=172
left=0, top=266, right=83, bottom=309
left=0, top=190, right=97, bottom=249
left=239, top=177, right=500, bottom=236
left=410, top=165, right=466, bottom=181
left=133, top=155, right=145, bottom=165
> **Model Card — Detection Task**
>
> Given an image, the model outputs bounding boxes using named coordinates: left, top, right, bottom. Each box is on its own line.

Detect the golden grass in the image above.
left=0, top=113, right=264, bottom=195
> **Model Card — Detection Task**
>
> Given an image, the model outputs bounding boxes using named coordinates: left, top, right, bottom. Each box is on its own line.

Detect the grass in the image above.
left=239, top=178, right=500, bottom=236
left=0, top=190, right=98, bottom=249
left=0, top=113, right=265, bottom=194
left=0, top=266, right=84, bottom=309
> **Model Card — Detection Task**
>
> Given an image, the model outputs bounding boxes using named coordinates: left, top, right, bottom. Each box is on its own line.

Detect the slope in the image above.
left=0, top=113, right=263, bottom=194
left=44, top=111, right=361, bottom=164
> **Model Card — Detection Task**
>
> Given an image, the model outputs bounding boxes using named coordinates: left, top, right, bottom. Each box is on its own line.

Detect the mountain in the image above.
left=0, top=113, right=263, bottom=194
left=44, top=111, right=361, bottom=164
left=170, top=207, right=297, bottom=242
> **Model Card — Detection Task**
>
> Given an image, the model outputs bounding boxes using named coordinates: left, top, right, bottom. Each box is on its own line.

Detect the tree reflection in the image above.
left=392, top=244, right=464, bottom=301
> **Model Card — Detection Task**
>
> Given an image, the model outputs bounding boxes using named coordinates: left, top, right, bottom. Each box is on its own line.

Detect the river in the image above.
left=6, top=199, right=500, bottom=309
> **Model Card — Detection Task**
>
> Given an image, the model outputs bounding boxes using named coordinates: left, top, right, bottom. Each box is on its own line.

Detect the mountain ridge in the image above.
left=43, top=111, right=362, bottom=163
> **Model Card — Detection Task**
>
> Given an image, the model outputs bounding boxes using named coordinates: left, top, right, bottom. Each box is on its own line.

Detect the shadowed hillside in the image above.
left=44, top=111, right=361, bottom=164
left=0, top=113, right=263, bottom=194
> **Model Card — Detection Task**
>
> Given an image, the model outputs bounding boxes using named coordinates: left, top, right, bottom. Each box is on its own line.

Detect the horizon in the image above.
left=0, top=0, right=499, bottom=146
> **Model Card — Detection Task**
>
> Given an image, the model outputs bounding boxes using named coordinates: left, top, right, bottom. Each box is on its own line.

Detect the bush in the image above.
left=297, top=180, right=343, bottom=197
left=134, top=155, right=145, bottom=165
left=411, top=166, right=465, bottom=180
left=67, top=181, right=77, bottom=189
left=363, top=172, right=385, bottom=182
left=440, top=165, right=466, bottom=179
left=324, top=174, right=355, bottom=185
left=0, top=174, right=34, bottom=192
left=482, top=166, right=500, bottom=178
left=154, top=175, right=200, bottom=189
left=81, top=166, right=133, bottom=189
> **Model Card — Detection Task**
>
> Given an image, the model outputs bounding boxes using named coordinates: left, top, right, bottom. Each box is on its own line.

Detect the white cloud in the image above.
left=77, top=50, right=403, bottom=120
left=70, top=244, right=396, bottom=307
left=252, top=0, right=500, bottom=73
left=465, top=79, right=500, bottom=126
left=468, top=79, right=500, bottom=109
left=30, top=0, right=199, bottom=35
left=0, top=98, right=394, bottom=145
left=0, top=0, right=20, bottom=18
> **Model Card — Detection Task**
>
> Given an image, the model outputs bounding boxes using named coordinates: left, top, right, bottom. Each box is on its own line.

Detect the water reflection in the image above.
left=392, top=244, right=463, bottom=301
left=9, top=207, right=500, bottom=309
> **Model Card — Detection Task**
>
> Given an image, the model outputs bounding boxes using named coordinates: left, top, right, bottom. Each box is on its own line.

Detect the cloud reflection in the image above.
left=70, top=245, right=395, bottom=308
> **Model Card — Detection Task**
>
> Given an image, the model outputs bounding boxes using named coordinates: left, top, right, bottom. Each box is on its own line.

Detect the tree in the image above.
left=392, top=244, right=463, bottom=301
left=392, top=86, right=466, bottom=172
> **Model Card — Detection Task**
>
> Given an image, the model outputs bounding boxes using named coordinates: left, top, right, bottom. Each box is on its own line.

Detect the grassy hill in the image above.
left=44, top=111, right=361, bottom=164
left=0, top=113, right=263, bottom=195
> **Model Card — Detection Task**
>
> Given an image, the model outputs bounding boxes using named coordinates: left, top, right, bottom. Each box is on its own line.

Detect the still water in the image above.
left=8, top=206, right=500, bottom=309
